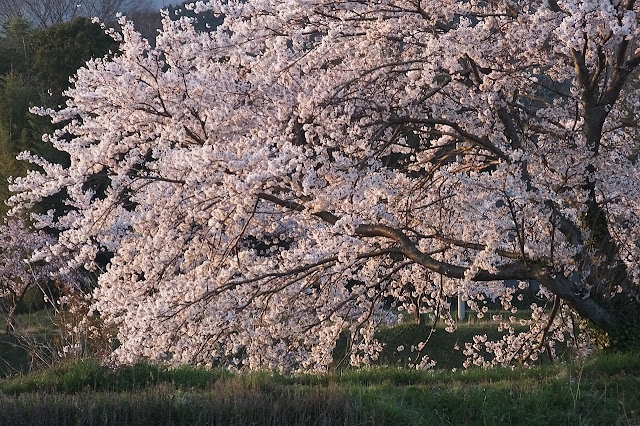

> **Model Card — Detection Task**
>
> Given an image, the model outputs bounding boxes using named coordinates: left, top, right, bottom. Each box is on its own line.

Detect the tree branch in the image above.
left=257, top=192, right=535, bottom=281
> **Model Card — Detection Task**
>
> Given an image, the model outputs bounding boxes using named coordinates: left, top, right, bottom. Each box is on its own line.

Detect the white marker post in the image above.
left=458, top=293, right=466, bottom=321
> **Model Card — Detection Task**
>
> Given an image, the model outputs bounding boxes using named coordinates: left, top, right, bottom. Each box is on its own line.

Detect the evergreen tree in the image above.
left=0, top=17, right=116, bottom=215
left=31, top=18, right=117, bottom=109
left=0, top=18, right=32, bottom=76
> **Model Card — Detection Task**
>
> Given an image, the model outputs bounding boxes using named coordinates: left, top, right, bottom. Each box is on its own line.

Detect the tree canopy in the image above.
left=9, top=0, right=640, bottom=371
left=0, top=0, right=153, bottom=28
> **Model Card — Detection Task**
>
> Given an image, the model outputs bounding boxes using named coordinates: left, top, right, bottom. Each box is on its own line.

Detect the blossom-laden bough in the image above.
left=9, top=0, right=640, bottom=371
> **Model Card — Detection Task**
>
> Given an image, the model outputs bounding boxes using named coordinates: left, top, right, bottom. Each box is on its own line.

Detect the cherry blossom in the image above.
left=9, top=0, right=640, bottom=370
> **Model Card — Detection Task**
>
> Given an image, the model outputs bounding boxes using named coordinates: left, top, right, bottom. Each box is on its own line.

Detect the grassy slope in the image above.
left=0, top=353, right=638, bottom=425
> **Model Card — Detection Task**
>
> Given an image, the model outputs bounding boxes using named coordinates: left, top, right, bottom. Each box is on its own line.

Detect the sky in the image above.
left=149, top=0, right=183, bottom=9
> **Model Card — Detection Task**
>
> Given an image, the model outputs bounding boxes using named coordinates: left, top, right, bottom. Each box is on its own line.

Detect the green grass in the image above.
left=0, top=304, right=638, bottom=425
left=332, top=315, right=533, bottom=370
left=0, top=384, right=365, bottom=425
left=0, top=335, right=29, bottom=377
left=0, top=359, right=233, bottom=394
left=0, top=309, right=60, bottom=377
left=0, top=353, right=638, bottom=425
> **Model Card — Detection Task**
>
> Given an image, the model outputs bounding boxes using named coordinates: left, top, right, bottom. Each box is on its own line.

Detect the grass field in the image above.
left=1, top=305, right=638, bottom=425
left=0, top=353, right=638, bottom=425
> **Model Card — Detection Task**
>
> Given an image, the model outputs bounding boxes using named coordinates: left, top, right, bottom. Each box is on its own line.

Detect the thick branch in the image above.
left=257, top=192, right=339, bottom=224
left=257, top=192, right=620, bottom=330
left=424, top=233, right=529, bottom=260
left=497, top=107, right=521, bottom=150
left=257, top=192, right=533, bottom=281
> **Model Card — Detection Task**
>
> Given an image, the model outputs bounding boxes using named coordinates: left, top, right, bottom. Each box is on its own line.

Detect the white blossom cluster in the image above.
left=0, top=217, right=78, bottom=331
left=8, top=0, right=640, bottom=370
left=0, top=218, right=54, bottom=301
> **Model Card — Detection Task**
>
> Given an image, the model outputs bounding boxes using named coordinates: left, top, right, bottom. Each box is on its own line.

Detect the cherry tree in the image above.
left=9, top=0, right=640, bottom=370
